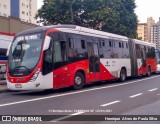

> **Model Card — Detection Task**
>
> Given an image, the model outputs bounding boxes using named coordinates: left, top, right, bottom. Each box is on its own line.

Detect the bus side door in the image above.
left=87, top=42, right=101, bottom=82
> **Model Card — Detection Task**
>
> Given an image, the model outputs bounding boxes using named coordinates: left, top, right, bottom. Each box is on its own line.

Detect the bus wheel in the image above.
left=120, top=68, right=126, bottom=82
left=73, top=72, right=84, bottom=90
left=147, top=67, right=151, bottom=77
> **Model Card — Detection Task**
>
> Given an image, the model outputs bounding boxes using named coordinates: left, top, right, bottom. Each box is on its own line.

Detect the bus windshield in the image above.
left=8, top=33, right=44, bottom=73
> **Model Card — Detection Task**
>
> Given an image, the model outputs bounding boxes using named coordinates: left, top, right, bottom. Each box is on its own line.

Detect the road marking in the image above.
left=129, top=93, right=143, bottom=98
left=148, top=88, right=158, bottom=92
left=51, top=112, right=85, bottom=122
left=0, top=75, right=159, bottom=107
left=70, top=112, right=85, bottom=116
left=101, top=100, right=120, bottom=107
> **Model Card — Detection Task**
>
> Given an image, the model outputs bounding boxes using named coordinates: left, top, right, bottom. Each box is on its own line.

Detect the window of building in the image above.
left=22, top=11, right=25, bottom=14
left=3, top=5, right=7, bottom=9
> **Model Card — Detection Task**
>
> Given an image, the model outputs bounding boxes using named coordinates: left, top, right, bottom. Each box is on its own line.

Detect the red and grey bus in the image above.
left=6, top=25, right=157, bottom=90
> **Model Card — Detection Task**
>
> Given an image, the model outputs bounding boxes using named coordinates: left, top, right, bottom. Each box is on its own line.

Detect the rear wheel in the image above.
left=73, top=72, right=84, bottom=90
left=120, top=68, right=127, bottom=82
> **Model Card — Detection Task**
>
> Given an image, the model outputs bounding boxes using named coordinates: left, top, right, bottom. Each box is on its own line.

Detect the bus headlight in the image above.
left=30, top=68, right=40, bottom=82
left=157, top=64, right=160, bottom=68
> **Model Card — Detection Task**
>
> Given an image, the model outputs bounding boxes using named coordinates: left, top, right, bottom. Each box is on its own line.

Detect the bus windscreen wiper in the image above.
left=12, top=66, right=31, bottom=72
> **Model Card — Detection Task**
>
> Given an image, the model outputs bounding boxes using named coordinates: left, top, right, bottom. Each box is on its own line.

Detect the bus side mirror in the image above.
left=6, top=42, right=12, bottom=56
left=43, top=36, right=51, bottom=51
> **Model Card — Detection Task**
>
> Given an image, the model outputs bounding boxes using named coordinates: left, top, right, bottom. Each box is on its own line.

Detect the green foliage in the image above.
left=36, top=0, right=138, bottom=38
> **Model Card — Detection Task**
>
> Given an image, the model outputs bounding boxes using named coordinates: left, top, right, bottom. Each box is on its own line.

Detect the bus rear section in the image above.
left=129, top=39, right=156, bottom=77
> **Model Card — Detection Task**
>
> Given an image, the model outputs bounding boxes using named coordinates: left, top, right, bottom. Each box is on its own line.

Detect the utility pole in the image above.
left=69, top=0, right=75, bottom=24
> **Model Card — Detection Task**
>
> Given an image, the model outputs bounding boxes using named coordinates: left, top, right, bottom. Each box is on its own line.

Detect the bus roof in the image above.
left=17, top=25, right=128, bottom=41
left=134, top=39, right=156, bottom=47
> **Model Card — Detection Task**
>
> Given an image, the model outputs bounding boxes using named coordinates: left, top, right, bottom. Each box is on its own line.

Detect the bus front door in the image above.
left=87, top=42, right=100, bottom=82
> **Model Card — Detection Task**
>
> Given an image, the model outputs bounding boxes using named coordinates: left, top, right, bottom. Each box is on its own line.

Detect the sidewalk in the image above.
left=0, top=80, right=8, bottom=93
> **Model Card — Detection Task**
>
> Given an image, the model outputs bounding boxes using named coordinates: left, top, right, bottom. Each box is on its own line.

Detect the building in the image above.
left=0, top=16, right=38, bottom=34
left=137, top=23, right=147, bottom=41
left=151, top=18, right=160, bottom=48
left=147, top=17, right=155, bottom=42
left=137, top=17, right=155, bottom=42
left=0, top=0, right=37, bottom=24
left=0, top=0, right=10, bottom=17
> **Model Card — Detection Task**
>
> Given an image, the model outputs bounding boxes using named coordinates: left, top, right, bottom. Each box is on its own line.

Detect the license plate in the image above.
left=15, top=84, right=22, bottom=88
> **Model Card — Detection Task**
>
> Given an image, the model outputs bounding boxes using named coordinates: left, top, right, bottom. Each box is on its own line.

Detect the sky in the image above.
left=37, top=0, right=160, bottom=23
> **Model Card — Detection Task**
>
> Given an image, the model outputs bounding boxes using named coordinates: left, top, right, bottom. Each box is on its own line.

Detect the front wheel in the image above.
left=73, top=72, right=84, bottom=90
left=119, top=68, right=127, bottom=82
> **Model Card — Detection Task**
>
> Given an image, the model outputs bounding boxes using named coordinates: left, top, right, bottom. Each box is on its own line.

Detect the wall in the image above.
left=0, top=16, right=39, bottom=34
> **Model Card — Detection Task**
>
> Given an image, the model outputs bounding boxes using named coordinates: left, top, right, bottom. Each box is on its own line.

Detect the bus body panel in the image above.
left=100, top=59, right=131, bottom=78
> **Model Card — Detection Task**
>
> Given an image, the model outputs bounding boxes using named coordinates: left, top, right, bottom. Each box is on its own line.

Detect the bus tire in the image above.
left=147, top=66, right=151, bottom=77
left=73, top=72, right=84, bottom=90
left=119, top=68, right=127, bottom=82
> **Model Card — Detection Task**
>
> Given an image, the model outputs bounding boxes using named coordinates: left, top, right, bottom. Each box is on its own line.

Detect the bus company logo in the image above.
left=16, top=78, right=26, bottom=82
left=105, top=61, right=110, bottom=67
left=2, top=116, right=11, bottom=121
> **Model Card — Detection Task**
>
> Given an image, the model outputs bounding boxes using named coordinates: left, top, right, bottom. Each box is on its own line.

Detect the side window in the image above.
left=151, top=47, right=155, bottom=58
left=126, top=43, right=128, bottom=48
left=146, top=46, right=155, bottom=58
left=54, top=41, right=67, bottom=62
left=122, top=42, right=124, bottom=48
left=112, top=40, right=123, bottom=58
left=112, top=41, right=119, bottom=58
left=68, top=34, right=87, bottom=63
left=102, top=39, right=112, bottom=58
left=119, top=42, right=121, bottom=48
left=109, top=41, right=112, bottom=47
left=136, top=44, right=141, bottom=58
left=81, top=40, right=86, bottom=49
left=122, top=42, right=130, bottom=58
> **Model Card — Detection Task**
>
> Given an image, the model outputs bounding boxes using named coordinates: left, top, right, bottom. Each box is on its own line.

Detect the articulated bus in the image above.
left=0, top=32, right=15, bottom=79
left=6, top=25, right=157, bottom=90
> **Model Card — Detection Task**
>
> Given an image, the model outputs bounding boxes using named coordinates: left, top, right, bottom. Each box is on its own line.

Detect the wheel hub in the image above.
left=75, top=77, right=81, bottom=85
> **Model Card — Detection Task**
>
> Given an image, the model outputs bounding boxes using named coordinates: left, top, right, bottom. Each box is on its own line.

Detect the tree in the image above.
left=36, top=0, right=138, bottom=38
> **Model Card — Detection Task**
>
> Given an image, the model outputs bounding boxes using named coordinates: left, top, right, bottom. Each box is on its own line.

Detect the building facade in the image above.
left=147, top=17, right=155, bottom=42
left=137, top=17, right=155, bottom=43
left=151, top=19, right=160, bottom=48
left=0, top=0, right=37, bottom=24
left=0, top=0, right=10, bottom=17
left=137, top=23, right=147, bottom=41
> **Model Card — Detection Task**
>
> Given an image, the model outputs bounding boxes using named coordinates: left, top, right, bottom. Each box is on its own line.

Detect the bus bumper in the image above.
left=6, top=73, right=53, bottom=90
